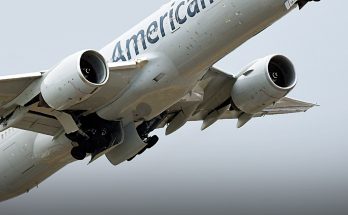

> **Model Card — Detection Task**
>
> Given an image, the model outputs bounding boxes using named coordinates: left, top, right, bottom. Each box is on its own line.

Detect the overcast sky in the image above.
left=0, top=0, right=347, bottom=215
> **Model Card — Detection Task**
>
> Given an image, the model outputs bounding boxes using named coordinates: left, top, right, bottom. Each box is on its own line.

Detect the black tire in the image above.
left=71, top=147, right=87, bottom=160
left=147, top=135, right=159, bottom=149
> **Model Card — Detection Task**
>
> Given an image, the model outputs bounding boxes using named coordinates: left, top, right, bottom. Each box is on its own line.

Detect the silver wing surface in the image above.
left=0, top=72, right=43, bottom=114
left=0, top=72, right=63, bottom=136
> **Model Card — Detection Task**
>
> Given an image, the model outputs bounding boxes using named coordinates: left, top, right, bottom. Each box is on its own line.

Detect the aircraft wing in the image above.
left=158, top=67, right=316, bottom=134
left=191, top=97, right=315, bottom=120
left=244, top=97, right=315, bottom=117
left=0, top=58, right=148, bottom=137
left=0, top=65, right=315, bottom=137
left=0, top=72, right=63, bottom=136
left=0, top=72, right=43, bottom=114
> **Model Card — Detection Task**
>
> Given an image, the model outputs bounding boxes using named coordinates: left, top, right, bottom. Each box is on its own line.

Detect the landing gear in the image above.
left=66, top=113, right=124, bottom=161
left=71, top=147, right=87, bottom=160
left=136, top=112, right=167, bottom=140
left=126, top=135, right=159, bottom=162
left=297, top=0, right=320, bottom=9
left=146, top=135, right=159, bottom=149
left=67, top=112, right=166, bottom=163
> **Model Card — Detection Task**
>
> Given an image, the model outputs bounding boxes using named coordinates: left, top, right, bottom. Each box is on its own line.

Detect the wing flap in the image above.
left=13, top=111, right=62, bottom=136
left=220, top=97, right=316, bottom=119
left=255, top=97, right=316, bottom=116
left=0, top=72, right=43, bottom=113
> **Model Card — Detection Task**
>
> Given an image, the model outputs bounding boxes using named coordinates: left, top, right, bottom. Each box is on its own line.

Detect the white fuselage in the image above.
left=0, top=0, right=295, bottom=201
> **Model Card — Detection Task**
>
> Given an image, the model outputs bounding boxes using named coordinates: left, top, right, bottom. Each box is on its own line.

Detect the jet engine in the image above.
left=231, top=55, right=297, bottom=114
left=40, top=50, right=109, bottom=110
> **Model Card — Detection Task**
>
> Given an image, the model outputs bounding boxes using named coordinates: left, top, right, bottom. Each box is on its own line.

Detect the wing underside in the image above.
left=0, top=66, right=316, bottom=136
left=157, top=67, right=316, bottom=132
left=0, top=72, right=43, bottom=114
left=0, top=72, right=63, bottom=136
left=0, top=59, right=148, bottom=136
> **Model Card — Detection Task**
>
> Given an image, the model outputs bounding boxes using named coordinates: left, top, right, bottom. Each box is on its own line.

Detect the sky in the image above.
left=0, top=0, right=347, bottom=215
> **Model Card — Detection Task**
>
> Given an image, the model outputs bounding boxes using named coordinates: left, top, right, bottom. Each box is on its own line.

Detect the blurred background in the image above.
left=0, top=0, right=347, bottom=214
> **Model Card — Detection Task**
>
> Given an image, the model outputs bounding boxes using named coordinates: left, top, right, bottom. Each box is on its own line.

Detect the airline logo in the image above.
left=112, top=0, right=216, bottom=62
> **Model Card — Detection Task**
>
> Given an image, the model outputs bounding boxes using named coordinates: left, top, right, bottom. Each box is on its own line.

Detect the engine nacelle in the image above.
left=41, top=50, right=109, bottom=110
left=231, top=55, right=297, bottom=114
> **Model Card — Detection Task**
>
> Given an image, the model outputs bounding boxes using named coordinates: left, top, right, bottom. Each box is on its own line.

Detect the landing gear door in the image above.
left=105, top=122, right=147, bottom=166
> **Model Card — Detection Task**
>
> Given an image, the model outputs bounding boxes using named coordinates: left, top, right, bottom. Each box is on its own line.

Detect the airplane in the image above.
left=0, top=0, right=320, bottom=202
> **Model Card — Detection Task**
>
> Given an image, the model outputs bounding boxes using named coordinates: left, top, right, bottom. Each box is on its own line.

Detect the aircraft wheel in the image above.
left=146, top=135, right=159, bottom=149
left=71, top=147, right=87, bottom=160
